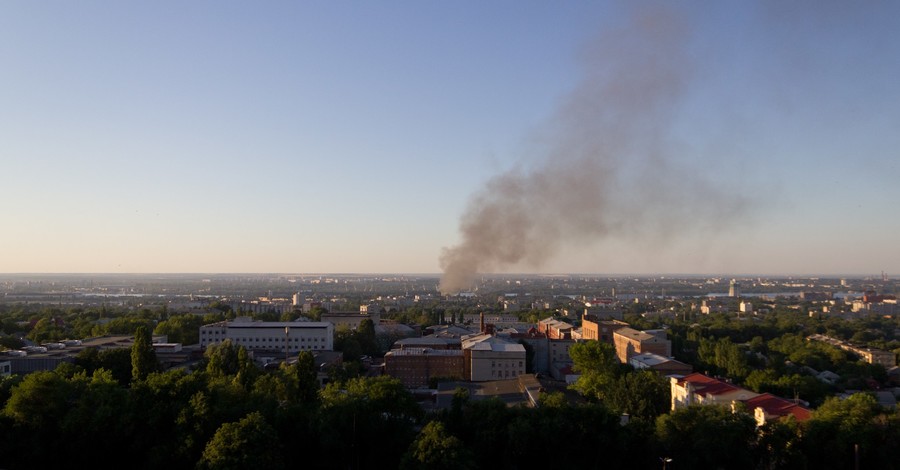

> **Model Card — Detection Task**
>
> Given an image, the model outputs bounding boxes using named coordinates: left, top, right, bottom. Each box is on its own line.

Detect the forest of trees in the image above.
left=1, top=334, right=898, bottom=469
left=2, top=299, right=900, bottom=468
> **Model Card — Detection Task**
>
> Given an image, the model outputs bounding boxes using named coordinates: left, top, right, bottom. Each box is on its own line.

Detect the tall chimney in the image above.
left=480, top=312, right=485, bottom=334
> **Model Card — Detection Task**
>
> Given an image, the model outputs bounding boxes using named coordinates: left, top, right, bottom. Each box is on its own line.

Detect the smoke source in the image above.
left=439, top=7, right=747, bottom=295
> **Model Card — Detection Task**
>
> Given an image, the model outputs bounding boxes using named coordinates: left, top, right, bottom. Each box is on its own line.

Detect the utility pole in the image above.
left=284, top=326, right=290, bottom=364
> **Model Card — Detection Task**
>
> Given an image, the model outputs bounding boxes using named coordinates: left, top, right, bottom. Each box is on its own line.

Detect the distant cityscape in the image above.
left=2, top=272, right=898, bottom=468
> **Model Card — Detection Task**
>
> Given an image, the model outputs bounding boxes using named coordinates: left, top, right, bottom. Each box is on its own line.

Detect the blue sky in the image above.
left=1, top=2, right=898, bottom=276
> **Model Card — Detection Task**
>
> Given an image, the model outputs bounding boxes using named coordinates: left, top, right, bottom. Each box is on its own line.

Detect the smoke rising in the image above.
left=439, top=7, right=746, bottom=294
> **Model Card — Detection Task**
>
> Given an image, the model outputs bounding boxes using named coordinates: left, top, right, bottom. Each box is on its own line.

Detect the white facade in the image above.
left=200, top=319, right=334, bottom=352
left=463, top=334, right=526, bottom=381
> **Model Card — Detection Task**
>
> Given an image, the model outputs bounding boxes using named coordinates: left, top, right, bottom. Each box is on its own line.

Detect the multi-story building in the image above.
left=808, top=334, right=897, bottom=367
left=744, top=393, right=812, bottom=426
left=463, top=313, right=520, bottom=324
left=462, top=334, right=526, bottom=381
left=729, top=279, right=741, bottom=297
left=581, top=315, right=628, bottom=344
left=671, top=373, right=758, bottom=410
left=537, top=318, right=574, bottom=339
left=671, top=373, right=810, bottom=425
left=383, top=348, right=465, bottom=388
left=584, top=305, right=624, bottom=321
left=199, top=318, right=334, bottom=353
left=613, top=327, right=671, bottom=363
left=392, top=336, right=461, bottom=350
left=548, top=338, right=577, bottom=380
left=629, top=352, right=692, bottom=376
left=321, top=311, right=379, bottom=330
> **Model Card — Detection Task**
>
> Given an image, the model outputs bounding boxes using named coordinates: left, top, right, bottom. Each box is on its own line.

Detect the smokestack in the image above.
left=439, top=6, right=745, bottom=294
left=479, top=312, right=485, bottom=334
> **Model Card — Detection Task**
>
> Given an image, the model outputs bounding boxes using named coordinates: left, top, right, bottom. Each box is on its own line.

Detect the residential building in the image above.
left=729, top=279, right=741, bottom=297
left=808, top=334, right=897, bottom=367
left=743, top=393, right=812, bottom=425
left=671, top=373, right=758, bottom=410
left=670, top=373, right=811, bottom=425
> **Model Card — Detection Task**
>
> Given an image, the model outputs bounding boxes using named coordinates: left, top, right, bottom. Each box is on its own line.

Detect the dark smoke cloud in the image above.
left=439, top=7, right=749, bottom=294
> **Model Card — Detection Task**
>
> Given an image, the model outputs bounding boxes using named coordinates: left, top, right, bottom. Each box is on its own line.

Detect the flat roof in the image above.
left=212, top=321, right=332, bottom=329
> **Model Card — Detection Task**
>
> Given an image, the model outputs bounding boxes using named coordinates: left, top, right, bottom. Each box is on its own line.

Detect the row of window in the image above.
left=201, top=331, right=324, bottom=343
left=491, top=361, right=524, bottom=368
left=491, top=370, right=520, bottom=378
left=237, top=337, right=322, bottom=343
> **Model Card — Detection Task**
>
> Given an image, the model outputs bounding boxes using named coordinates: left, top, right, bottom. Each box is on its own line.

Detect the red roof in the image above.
left=678, top=373, right=743, bottom=397
left=743, top=393, right=812, bottom=422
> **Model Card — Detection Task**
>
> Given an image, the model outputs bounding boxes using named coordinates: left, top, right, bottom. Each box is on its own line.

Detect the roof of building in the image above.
left=630, top=352, right=689, bottom=369
left=394, top=337, right=460, bottom=347
left=374, top=323, right=416, bottom=335
left=614, top=327, right=656, bottom=342
left=461, top=334, right=525, bottom=352
left=744, top=393, right=812, bottom=421
left=677, top=373, right=744, bottom=397
left=204, top=321, right=332, bottom=329
left=538, top=318, right=573, bottom=330
left=434, top=375, right=541, bottom=409
left=385, top=348, right=463, bottom=357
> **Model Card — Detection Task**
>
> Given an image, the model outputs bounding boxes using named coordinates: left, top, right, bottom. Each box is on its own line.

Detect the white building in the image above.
left=199, top=318, right=334, bottom=353
left=462, top=334, right=526, bottom=381
left=729, top=279, right=741, bottom=297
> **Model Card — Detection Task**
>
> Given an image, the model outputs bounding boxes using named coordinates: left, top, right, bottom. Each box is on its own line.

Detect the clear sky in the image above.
left=1, top=1, right=898, bottom=276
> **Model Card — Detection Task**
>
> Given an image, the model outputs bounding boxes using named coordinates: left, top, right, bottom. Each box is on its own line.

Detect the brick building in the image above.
left=382, top=348, right=465, bottom=388
left=612, top=327, right=671, bottom=363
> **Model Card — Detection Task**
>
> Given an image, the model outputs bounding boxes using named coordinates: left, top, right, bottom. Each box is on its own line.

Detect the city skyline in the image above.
left=2, top=2, right=899, bottom=276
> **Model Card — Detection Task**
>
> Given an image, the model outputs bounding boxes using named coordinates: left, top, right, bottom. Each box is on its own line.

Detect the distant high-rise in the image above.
left=729, top=279, right=741, bottom=298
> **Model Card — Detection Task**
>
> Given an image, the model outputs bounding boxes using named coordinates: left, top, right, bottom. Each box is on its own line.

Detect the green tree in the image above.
left=656, top=405, right=757, bottom=469
left=605, top=370, right=670, bottom=420
left=802, top=393, right=888, bottom=469
left=198, top=411, right=283, bottom=470
left=293, top=350, right=320, bottom=403
left=205, top=340, right=253, bottom=379
left=76, top=347, right=133, bottom=386
left=568, top=341, right=619, bottom=401
left=357, top=318, right=378, bottom=356
left=131, top=326, right=158, bottom=382
left=3, top=370, right=72, bottom=428
left=401, top=421, right=474, bottom=470
left=318, top=376, right=421, bottom=469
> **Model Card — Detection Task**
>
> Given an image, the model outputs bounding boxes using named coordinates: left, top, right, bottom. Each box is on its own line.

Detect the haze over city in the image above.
left=2, top=2, right=898, bottom=277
